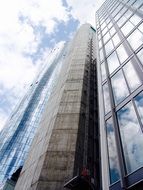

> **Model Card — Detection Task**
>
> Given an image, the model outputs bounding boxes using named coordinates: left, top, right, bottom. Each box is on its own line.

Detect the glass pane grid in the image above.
left=98, top=0, right=143, bottom=187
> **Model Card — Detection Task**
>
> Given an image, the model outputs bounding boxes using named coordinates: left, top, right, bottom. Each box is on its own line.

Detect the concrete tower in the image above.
left=15, top=24, right=99, bottom=190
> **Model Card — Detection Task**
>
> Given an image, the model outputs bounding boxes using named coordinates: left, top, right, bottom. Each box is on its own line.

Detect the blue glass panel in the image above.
left=134, top=91, right=143, bottom=124
left=0, top=43, right=69, bottom=186
left=106, top=118, right=120, bottom=184
left=117, top=101, right=143, bottom=174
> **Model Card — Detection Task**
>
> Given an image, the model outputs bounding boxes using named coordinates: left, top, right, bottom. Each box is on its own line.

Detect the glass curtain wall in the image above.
left=0, top=43, right=68, bottom=187
left=96, top=0, right=143, bottom=189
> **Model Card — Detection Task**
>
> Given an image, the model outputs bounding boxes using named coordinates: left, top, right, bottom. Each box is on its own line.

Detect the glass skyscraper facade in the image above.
left=96, top=0, right=143, bottom=189
left=0, top=43, right=68, bottom=187
left=0, top=0, right=143, bottom=189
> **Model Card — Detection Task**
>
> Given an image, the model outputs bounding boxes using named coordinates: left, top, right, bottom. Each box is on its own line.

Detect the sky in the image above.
left=0, top=0, right=105, bottom=131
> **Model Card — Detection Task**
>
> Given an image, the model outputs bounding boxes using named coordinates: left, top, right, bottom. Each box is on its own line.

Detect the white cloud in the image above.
left=0, top=0, right=70, bottom=131
left=66, top=0, right=105, bottom=25
left=0, top=0, right=105, bottom=131
left=0, top=110, right=7, bottom=131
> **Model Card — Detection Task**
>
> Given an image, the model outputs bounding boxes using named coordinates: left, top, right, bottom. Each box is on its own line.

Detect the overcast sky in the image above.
left=0, top=0, right=105, bottom=131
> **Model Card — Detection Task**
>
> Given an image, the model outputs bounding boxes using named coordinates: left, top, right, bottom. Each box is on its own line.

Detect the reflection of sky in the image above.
left=112, top=33, right=120, bottom=47
left=137, top=48, right=143, bottom=65
left=107, top=51, right=120, bottom=74
left=111, top=70, right=129, bottom=105
left=105, top=40, right=114, bottom=56
left=123, top=61, right=141, bottom=92
left=100, top=49, right=104, bottom=62
left=116, top=44, right=128, bottom=63
left=103, top=83, right=111, bottom=114
left=127, top=29, right=143, bottom=51
left=106, top=118, right=120, bottom=184
left=117, top=101, right=143, bottom=173
left=134, top=91, right=143, bottom=124
left=121, top=21, right=134, bottom=36
left=103, top=32, right=110, bottom=44
left=101, top=62, right=106, bottom=81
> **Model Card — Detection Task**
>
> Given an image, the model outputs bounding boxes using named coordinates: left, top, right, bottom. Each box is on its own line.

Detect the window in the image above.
left=110, top=27, right=116, bottom=36
left=116, top=44, right=128, bottom=63
left=107, top=51, right=120, bottom=74
left=99, top=40, right=102, bottom=48
left=117, top=16, right=127, bottom=27
left=127, top=29, right=143, bottom=50
left=101, top=22, right=106, bottom=30
left=105, top=40, right=114, bottom=56
left=127, top=0, right=136, bottom=5
left=112, top=33, right=120, bottom=46
left=134, top=91, right=143, bottom=124
left=121, top=21, right=134, bottom=36
left=111, top=70, right=129, bottom=104
left=108, top=22, right=113, bottom=29
left=102, top=27, right=108, bottom=36
left=124, top=9, right=132, bottom=19
left=130, top=14, right=142, bottom=25
left=106, top=118, right=120, bottom=184
left=103, top=32, right=110, bottom=44
left=100, top=49, right=104, bottom=62
left=132, top=0, right=142, bottom=8
left=117, top=102, right=143, bottom=173
left=103, top=83, right=111, bottom=114
left=138, top=23, right=143, bottom=33
left=123, top=61, right=141, bottom=92
left=101, top=62, right=107, bottom=81
left=137, top=48, right=143, bottom=65
left=139, top=5, right=143, bottom=11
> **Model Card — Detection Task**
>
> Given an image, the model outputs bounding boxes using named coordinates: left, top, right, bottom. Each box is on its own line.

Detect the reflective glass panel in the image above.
left=111, top=70, right=129, bottom=104
left=99, top=40, right=102, bottom=48
left=132, top=0, right=142, bottom=8
left=103, top=32, right=110, bottom=44
left=139, top=5, right=143, bottom=11
left=124, top=10, right=132, bottom=19
left=134, top=91, right=143, bottom=124
left=108, top=22, right=113, bottom=29
left=100, top=49, right=104, bottom=62
left=106, top=18, right=110, bottom=24
left=107, top=51, right=120, bottom=74
left=130, top=14, right=142, bottom=26
left=103, top=83, right=111, bottom=114
left=101, top=62, right=106, bottom=81
left=120, top=7, right=127, bottom=15
left=101, top=22, right=106, bottom=30
left=117, top=16, right=127, bottom=27
left=106, top=118, right=120, bottom=184
left=114, top=13, right=122, bottom=22
left=137, top=48, right=143, bottom=65
left=123, top=61, right=141, bottom=92
left=110, top=27, right=116, bottom=36
left=128, top=0, right=136, bottom=5
left=121, top=21, right=134, bottom=36
left=102, top=27, right=108, bottom=36
left=105, top=40, right=114, bottom=56
left=112, top=33, right=120, bottom=46
left=127, top=29, right=143, bottom=50
left=116, top=44, right=128, bottom=63
left=138, top=23, right=143, bottom=33
left=117, top=102, right=143, bottom=173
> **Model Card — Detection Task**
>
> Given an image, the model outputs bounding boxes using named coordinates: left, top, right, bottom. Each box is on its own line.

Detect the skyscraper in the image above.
left=0, top=42, right=68, bottom=187
left=15, top=23, right=99, bottom=190
left=1, top=0, right=143, bottom=189
left=96, top=0, right=143, bottom=189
